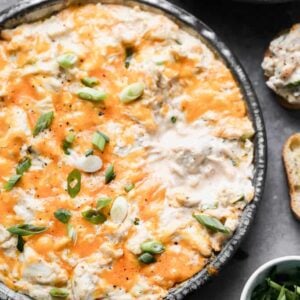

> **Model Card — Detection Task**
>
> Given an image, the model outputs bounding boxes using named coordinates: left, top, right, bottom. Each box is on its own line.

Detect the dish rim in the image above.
left=0, top=0, right=267, bottom=299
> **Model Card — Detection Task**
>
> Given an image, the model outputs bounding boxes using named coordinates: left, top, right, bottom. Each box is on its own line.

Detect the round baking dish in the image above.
left=0, top=0, right=267, bottom=299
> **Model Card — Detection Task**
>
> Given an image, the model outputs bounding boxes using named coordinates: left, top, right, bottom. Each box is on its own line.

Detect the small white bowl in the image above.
left=240, top=256, right=300, bottom=300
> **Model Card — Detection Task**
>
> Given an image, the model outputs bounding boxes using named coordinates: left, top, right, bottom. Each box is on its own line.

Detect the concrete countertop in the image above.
left=0, top=0, right=299, bottom=299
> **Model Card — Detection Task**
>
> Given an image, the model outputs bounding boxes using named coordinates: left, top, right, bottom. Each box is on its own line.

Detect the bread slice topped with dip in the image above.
left=262, top=24, right=300, bottom=109
left=283, top=134, right=300, bottom=219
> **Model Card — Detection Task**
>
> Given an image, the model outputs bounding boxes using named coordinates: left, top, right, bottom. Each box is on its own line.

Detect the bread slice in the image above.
left=263, top=26, right=300, bottom=109
left=283, top=134, right=300, bottom=219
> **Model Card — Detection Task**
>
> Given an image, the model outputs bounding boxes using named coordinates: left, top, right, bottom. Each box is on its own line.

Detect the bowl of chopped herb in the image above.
left=241, top=256, right=300, bottom=300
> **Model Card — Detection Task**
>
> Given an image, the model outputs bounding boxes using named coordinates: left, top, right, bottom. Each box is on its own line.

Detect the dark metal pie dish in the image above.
left=0, top=0, right=267, bottom=299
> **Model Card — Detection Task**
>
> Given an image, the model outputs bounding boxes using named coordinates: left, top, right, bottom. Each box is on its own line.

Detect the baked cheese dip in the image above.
left=0, top=3, right=255, bottom=299
left=262, top=24, right=300, bottom=105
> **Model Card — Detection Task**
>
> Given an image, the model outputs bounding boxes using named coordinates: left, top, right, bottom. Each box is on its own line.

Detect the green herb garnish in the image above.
left=251, top=266, right=300, bottom=300
left=62, top=132, right=76, bottom=155
left=3, top=174, right=22, bottom=191
left=49, top=287, right=69, bottom=299
left=67, top=169, right=81, bottom=198
left=125, top=47, right=134, bottom=68
left=17, top=235, right=25, bottom=252
left=81, top=76, right=99, bottom=87
left=138, top=252, right=156, bottom=264
left=57, top=52, right=78, bottom=69
left=286, top=80, right=300, bottom=89
left=141, top=240, right=165, bottom=254
left=193, top=214, right=230, bottom=234
left=7, top=224, right=47, bottom=236
left=16, top=157, right=31, bottom=175
left=124, top=183, right=135, bottom=193
left=82, top=209, right=106, bottom=224
left=105, top=164, right=115, bottom=184
left=92, top=131, right=109, bottom=152
left=96, top=197, right=112, bottom=210
left=54, top=209, right=71, bottom=224
left=119, top=82, right=144, bottom=103
left=77, top=87, right=107, bottom=102
left=33, top=111, right=54, bottom=137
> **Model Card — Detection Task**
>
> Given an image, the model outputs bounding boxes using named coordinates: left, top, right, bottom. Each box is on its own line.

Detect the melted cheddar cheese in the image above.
left=0, top=3, right=255, bottom=299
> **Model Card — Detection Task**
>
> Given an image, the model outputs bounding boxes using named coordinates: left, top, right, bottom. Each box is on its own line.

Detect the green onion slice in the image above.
left=105, top=164, right=115, bottom=184
left=82, top=209, right=106, bottom=224
left=77, top=87, right=107, bottom=102
left=193, top=214, right=230, bottom=234
left=141, top=240, right=165, bottom=254
left=33, top=111, right=54, bottom=137
left=119, top=82, right=145, bottom=103
left=62, top=132, right=76, bottom=155
left=7, top=224, right=47, bottom=236
left=92, top=131, right=109, bottom=152
left=96, top=197, right=112, bottom=210
left=57, top=52, right=78, bottom=69
left=49, top=288, right=69, bottom=299
left=124, top=183, right=135, bottom=193
left=17, top=235, right=25, bottom=252
left=125, top=47, right=134, bottom=68
left=3, top=174, right=22, bottom=191
left=16, top=157, right=31, bottom=175
left=81, top=77, right=99, bottom=87
left=54, top=209, right=71, bottom=224
left=138, top=252, right=156, bottom=264
left=67, top=169, right=81, bottom=198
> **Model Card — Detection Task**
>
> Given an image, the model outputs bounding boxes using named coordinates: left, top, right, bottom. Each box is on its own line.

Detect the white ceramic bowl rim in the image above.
left=241, top=255, right=300, bottom=300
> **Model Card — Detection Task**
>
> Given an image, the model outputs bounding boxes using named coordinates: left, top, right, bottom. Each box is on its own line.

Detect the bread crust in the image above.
left=283, top=134, right=300, bottom=220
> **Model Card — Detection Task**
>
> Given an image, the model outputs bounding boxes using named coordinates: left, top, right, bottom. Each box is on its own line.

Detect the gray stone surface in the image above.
left=0, top=0, right=299, bottom=300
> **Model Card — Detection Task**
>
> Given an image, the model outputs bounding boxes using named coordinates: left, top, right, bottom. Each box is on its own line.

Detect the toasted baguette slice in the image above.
left=263, top=25, right=300, bottom=109
left=283, top=134, right=300, bottom=219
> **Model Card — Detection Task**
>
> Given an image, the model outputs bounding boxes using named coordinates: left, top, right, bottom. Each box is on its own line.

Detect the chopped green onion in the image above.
left=7, top=224, right=47, bottom=236
left=125, top=47, right=134, bottom=68
left=105, top=164, right=115, bottom=184
left=81, top=76, right=99, bottom=87
left=49, top=288, right=69, bottom=299
left=33, top=111, right=54, bottom=137
left=17, top=235, right=25, bottom=252
left=193, top=214, right=230, bottom=234
left=138, top=252, right=156, bottom=264
left=85, top=149, right=94, bottom=157
left=92, top=131, right=109, bottom=152
left=124, top=183, right=135, bottom=193
left=77, top=87, right=107, bottom=102
left=54, top=209, right=71, bottom=224
left=119, top=82, right=144, bottom=103
left=286, top=80, right=300, bottom=89
left=16, top=157, right=31, bottom=175
left=3, top=174, right=22, bottom=191
left=170, top=116, right=177, bottom=124
left=82, top=209, right=106, bottom=224
left=57, top=52, right=78, bottom=69
left=141, top=240, right=165, bottom=254
left=67, top=169, right=81, bottom=198
left=62, top=132, right=76, bottom=155
left=67, top=223, right=77, bottom=244
left=96, top=197, right=112, bottom=210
